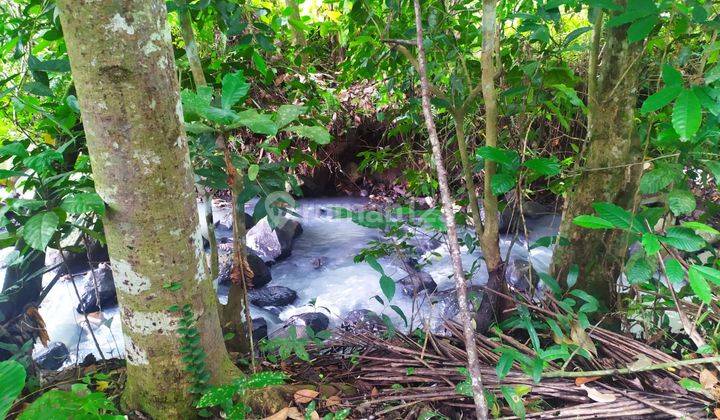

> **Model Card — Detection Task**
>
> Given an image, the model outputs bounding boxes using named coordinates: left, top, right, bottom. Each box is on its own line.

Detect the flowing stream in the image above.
left=0, top=197, right=560, bottom=368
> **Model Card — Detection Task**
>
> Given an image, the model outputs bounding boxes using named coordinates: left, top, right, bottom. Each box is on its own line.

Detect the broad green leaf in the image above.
left=661, top=65, right=683, bottom=87
left=22, top=211, right=59, bottom=250
left=476, top=146, right=520, bottom=169
left=607, top=8, right=654, bottom=27
left=567, top=264, right=579, bottom=289
left=496, top=351, right=515, bottom=380
left=285, top=125, right=331, bottom=145
left=252, top=50, right=268, bottom=76
left=234, top=109, right=277, bottom=136
left=664, top=258, right=684, bottom=285
left=703, top=160, right=720, bottom=183
left=625, top=252, right=654, bottom=284
left=681, top=221, right=720, bottom=235
left=672, top=89, right=701, bottom=140
left=524, top=157, right=561, bottom=176
left=592, top=202, right=643, bottom=232
left=688, top=267, right=711, bottom=304
left=501, top=385, right=527, bottom=419
left=691, top=265, right=720, bottom=286
left=221, top=71, right=250, bottom=110
left=627, top=15, right=658, bottom=43
left=641, top=233, right=661, bottom=255
left=247, top=164, right=259, bottom=181
left=640, top=85, right=682, bottom=114
left=661, top=227, right=705, bottom=252
left=380, top=274, right=395, bottom=301
left=573, top=215, right=614, bottom=229
left=562, top=26, right=592, bottom=46
left=0, top=360, right=25, bottom=419
left=639, top=165, right=679, bottom=194
left=274, top=104, right=307, bottom=129
left=667, top=189, right=696, bottom=216
left=705, top=65, right=720, bottom=85
left=28, top=57, right=70, bottom=72
left=60, top=193, right=105, bottom=215
left=490, top=172, right=516, bottom=195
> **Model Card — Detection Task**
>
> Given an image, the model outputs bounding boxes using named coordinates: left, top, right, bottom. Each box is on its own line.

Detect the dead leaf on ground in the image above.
left=325, top=395, right=341, bottom=410
left=700, top=369, right=718, bottom=390
left=370, top=387, right=379, bottom=397
left=713, top=407, right=720, bottom=419
left=294, top=389, right=320, bottom=404
left=570, top=322, right=597, bottom=357
left=575, top=376, right=601, bottom=386
left=263, top=407, right=289, bottom=420
left=627, top=354, right=653, bottom=370
left=286, top=407, right=304, bottom=420
left=579, top=384, right=617, bottom=403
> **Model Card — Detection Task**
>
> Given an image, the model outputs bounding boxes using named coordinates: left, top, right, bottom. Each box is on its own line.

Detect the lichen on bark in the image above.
left=552, top=3, right=645, bottom=310
left=57, top=0, right=237, bottom=417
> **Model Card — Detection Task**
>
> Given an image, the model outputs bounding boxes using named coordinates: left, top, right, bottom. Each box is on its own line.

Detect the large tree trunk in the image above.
left=58, top=0, right=237, bottom=417
left=552, top=5, right=644, bottom=309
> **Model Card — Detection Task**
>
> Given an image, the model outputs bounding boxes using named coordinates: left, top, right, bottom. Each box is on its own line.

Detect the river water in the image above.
left=0, top=197, right=559, bottom=367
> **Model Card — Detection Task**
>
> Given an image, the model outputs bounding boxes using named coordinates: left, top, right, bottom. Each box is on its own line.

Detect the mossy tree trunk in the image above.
left=58, top=0, right=237, bottom=417
left=552, top=5, right=644, bottom=309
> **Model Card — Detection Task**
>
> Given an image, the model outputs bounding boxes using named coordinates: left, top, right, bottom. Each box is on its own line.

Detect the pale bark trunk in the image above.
left=58, top=1, right=236, bottom=417
left=285, top=0, right=307, bottom=47
left=412, top=0, right=488, bottom=418
left=177, top=1, right=220, bottom=280
left=552, top=2, right=644, bottom=308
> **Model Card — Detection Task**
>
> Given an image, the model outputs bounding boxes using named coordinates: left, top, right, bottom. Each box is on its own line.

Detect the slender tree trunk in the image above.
left=175, top=1, right=253, bottom=355
left=285, top=0, right=307, bottom=47
left=552, top=3, right=644, bottom=309
left=475, top=0, right=505, bottom=332
left=177, top=1, right=220, bottom=280
left=58, top=1, right=237, bottom=417
left=412, top=1, right=488, bottom=418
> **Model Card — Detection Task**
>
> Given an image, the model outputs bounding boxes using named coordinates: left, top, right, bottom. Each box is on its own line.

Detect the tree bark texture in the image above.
left=552, top=3, right=644, bottom=309
left=57, top=0, right=236, bottom=417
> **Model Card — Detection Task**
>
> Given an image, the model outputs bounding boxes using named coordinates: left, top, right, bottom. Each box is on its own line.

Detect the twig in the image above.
left=541, top=355, right=720, bottom=378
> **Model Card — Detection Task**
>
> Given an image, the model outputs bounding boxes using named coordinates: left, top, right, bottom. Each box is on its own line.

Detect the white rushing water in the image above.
left=0, top=197, right=559, bottom=368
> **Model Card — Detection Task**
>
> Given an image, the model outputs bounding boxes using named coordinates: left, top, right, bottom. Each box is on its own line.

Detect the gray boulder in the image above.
left=269, top=312, right=330, bottom=340
left=216, top=251, right=271, bottom=289
left=429, top=286, right=483, bottom=323
left=341, top=309, right=384, bottom=333
left=252, top=317, right=268, bottom=341
left=46, top=237, right=109, bottom=275
left=398, top=270, right=437, bottom=296
left=506, top=258, right=537, bottom=292
left=35, top=342, right=69, bottom=370
left=246, top=218, right=303, bottom=263
left=248, top=286, right=297, bottom=307
left=76, top=263, right=117, bottom=314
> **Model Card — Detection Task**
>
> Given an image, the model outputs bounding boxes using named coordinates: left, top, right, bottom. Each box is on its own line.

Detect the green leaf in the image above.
left=572, top=215, right=614, bottom=229
left=691, top=265, right=720, bottom=286
left=490, top=172, right=516, bottom=195
left=688, top=267, right=711, bottom=304
left=380, top=274, right=395, bottom=301
left=667, top=189, right=696, bottom=216
left=60, top=193, right=105, bottom=215
left=22, top=211, right=59, bottom=250
left=641, top=233, right=661, bottom=255
left=496, top=351, right=515, bottom=380
left=476, top=146, right=520, bottom=169
left=501, top=385, right=527, bottom=419
left=274, top=104, right=307, bottom=129
left=562, top=26, right=592, bottom=46
left=625, top=252, right=654, bottom=285
left=285, top=125, right=332, bottom=145
left=681, top=221, right=720, bottom=235
left=664, top=259, right=685, bottom=285
left=627, top=15, right=658, bottom=43
left=0, top=360, right=25, bottom=419
left=703, top=160, right=720, bottom=184
left=640, top=85, right=682, bottom=114
left=661, top=65, right=683, bottom=87
left=524, top=158, right=561, bottom=176
left=679, top=378, right=702, bottom=392
left=672, top=89, right=702, bottom=140
left=705, top=65, right=720, bottom=85
left=28, top=57, right=70, bottom=72
left=661, top=227, right=705, bottom=252
left=247, top=164, right=259, bottom=181
left=234, top=109, right=277, bottom=136
left=639, top=165, right=679, bottom=194
left=221, top=71, right=250, bottom=110
left=592, top=202, right=643, bottom=232
left=252, top=50, right=268, bottom=76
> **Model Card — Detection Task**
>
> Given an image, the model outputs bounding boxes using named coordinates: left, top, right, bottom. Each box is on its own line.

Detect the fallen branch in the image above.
left=541, top=355, right=720, bottom=379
